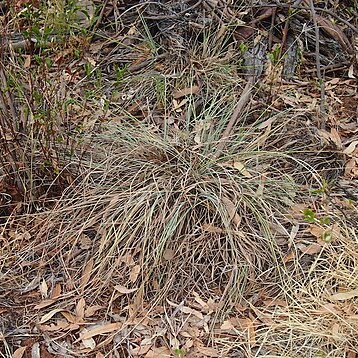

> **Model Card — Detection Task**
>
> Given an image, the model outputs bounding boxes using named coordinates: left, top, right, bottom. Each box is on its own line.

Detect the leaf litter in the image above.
left=0, top=0, right=357, bottom=356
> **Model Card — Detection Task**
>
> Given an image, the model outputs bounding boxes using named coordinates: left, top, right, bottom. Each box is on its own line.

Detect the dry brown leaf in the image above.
left=193, top=291, right=210, bottom=311
left=145, top=346, right=172, bottom=357
left=297, top=243, right=322, bottom=255
left=345, top=158, right=358, bottom=178
left=330, top=288, right=358, bottom=301
left=130, top=265, right=141, bottom=283
left=222, top=196, right=241, bottom=227
left=202, top=223, right=223, bottom=233
left=34, top=299, right=56, bottom=310
left=343, top=140, right=358, bottom=155
left=309, top=225, right=325, bottom=239
left=131, top=344, right=152, bottom=356
left=39, top=308, right=64, bottom=324
left=196, top=346, right=219, bottom=357
left=180, top=306, right=203, bottom=320
left=12, top=346, right=27, bottom=358
left=80, top=258, right=94, bottom=290
left=78, top=322, right=122, bottom=341
left=85, top=305, right=103, bottom=318
left=283, top=251, right=295, bottom=263
left=50, top=283, right=61, bottom=298
left=263, top=299, right=288, bottom=307
left=81, top=329, right=96, bottom=350
left=330, top=128, right=342, bottom=149
left=61, top=311, right=79, bottom=324
left=76, top=298, right=86, bottom=319
left=173, top=85, right=200, bottom=99
left=39, top=279, right=48, bottom=298
left=114, top=285, right=138, bottom=294
left=23, top=55, right=31, bottom=68
left=39, top=320, right=70, bottom=332
left=233, top=161, right=252, bottom=178
left=220, top=320, right=235, bottom=330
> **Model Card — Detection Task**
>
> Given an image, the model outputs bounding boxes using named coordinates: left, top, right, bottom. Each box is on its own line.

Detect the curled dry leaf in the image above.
left=77, top=322, right=122, bottom=341
left=196, top=346, right=219, bottom=357
left=222, top=196, right=241, bottom=227
left=76, top=298, right=86, bottom=320
left=297, top=243, right=323, bottom=255
left=173, top=85, right=200, bottom=99
left=233, top=161, right=252, bottom=178
left=343, top=140, right=358, bottom=155
left=80, top=329, right=96, bottom=350
left=114, top=285, right=138, bottom=294
left=85, top=305, right=104, bottom=318
left=131, top=344, right=152, bottom=356
left=130, top=265, right=141, bottom=282
left=39, top=308, right=65, bottom=324
left=80, top=258, right=94, bottom=290
left=34, top=299, right=56, bottom=310
left=39, top=279, right=48, bottom=298
left=12, top=346, right=27, bottom=358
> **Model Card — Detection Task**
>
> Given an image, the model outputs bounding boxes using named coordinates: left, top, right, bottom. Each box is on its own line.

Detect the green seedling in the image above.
left=303, top=208, right=316, bottom=223
left=268, top=44, right=282, bottom=65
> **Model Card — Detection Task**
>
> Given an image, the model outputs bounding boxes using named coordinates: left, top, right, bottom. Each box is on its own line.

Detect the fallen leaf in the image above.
left=173, top=85, right=200, bottom=99
left=220, top=320, right=235, bottom=330
left=145, top=346, right=172, bottom=357
left=12, top=346, right=27, bottom=358
left=40, top=309, right=65, bottom=324
left=61, top=311, right=79, bottom=324
left=196, top=346, right=219, bottom=357
left=34, top=299, right=56, bottom=310
left=81, top=329, right=96, bottom=350
left=180, top=306, right=203, bottom=320
left=80, top=258, right=94, bottom=290
left=202, top=223, right=223, bottom=233
left=50, top=283, right=61, bottom=299
left=76, top=298, right=86, bottom=319
left=283, top=251, right=295, bottom=263
left=233, top=161, right=252, bottom=178
left=263, top=299, right=288, bottom=307
left=114, top=285, right=138, bottom=294
left=222, top=196, right=241, bottom=227
left=39, top=320, right=71, bottom=332
left=23, top=55, right=31, bottom=68
left=330, top=128, right=342, bottom=149
left=39, top=279, right=48, bottom=298
left=131, top=344, right=152, bottom=356
left=297, top=243, right=322, bottom=255
left=77, top=322, right=122, bottom=341
left=85, top=305, right=103, bottom=318
left=330, top=288, right=358, bottom=301
left=130, top=265, right=141, bottom=283
left=343, top=140, right=358, bottom=155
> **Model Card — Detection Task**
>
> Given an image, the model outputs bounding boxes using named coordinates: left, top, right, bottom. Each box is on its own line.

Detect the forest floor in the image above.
left=0, top=1, right=358, bottom=357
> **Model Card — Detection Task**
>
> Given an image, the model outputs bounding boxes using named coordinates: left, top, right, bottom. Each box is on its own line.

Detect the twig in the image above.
left=213, top=77, right=255, bottom=159
left=308, top=0, right=326, bottom=120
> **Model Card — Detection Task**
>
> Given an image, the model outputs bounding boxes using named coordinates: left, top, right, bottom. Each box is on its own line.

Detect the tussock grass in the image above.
left=11, top=106, right=322, bottom=311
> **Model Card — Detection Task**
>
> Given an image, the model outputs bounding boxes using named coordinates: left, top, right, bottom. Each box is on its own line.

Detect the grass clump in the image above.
left=15, top=108, right=317, bottom=312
